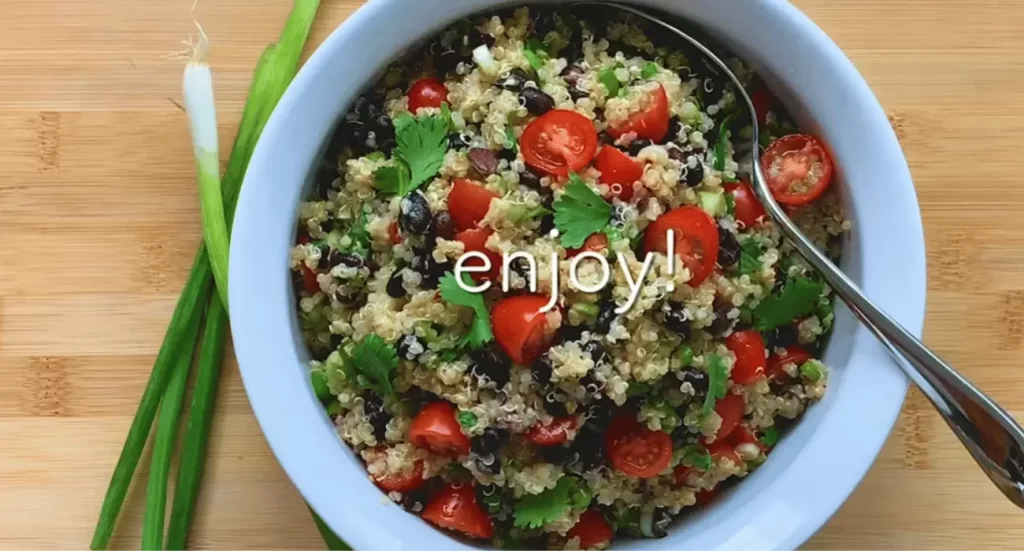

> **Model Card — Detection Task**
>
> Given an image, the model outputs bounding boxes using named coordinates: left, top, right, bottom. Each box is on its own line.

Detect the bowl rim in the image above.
left=229, top=1, right=926, bottom=549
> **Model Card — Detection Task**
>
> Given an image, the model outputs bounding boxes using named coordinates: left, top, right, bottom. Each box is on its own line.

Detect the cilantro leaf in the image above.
left=349, top=335, right=399, bottom=397
left=702, top=353, right=729, bottom=416
left=505, top=124, right=519, bottom=155
left=523, top=38, right=549, bottom=73
left=373, top=163, right=412, bottom=196
left=513, top=476, right=591, bottom=529
left=738, top=239, right=762, bottom=276
left=599, top=67, right=620, bottom=97
left=393, top=112, right=449, bottom=193
left=753, top=277, right=825, bottom=331
left=553, top=174, right=612, bottom=248
left=679, top=444, right=713, bottom=471
left=440, top=102, right=454, bottom=132
left=713, top=112, right=737, bottom=171
left=439, top=272, right=494, bottom=349
left=759, top=426, right=779, bottom=447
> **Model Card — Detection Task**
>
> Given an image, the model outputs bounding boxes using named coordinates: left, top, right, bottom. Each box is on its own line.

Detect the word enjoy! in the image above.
left=454, top=231, right=681, bottom=314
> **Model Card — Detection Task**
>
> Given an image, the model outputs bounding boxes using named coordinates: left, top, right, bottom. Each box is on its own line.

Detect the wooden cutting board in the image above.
left=0, top=0, right=1021, bottom=548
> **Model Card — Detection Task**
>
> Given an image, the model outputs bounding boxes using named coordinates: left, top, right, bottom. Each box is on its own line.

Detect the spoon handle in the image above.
left=758, top=179, right=1024, bottom=509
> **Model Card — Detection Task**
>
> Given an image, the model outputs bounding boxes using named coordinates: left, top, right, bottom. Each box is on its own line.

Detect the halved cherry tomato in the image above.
left=723, top=181, right=766, bottom=229
left=301, top=266, right=320, bottom=294
left=766, top=345, right=812, bottom=382
left=521, top=109, right=599, bottom=177
left=711, top=393, right=745, bottom=443
left=525, top=416, right=576, bottom=447
left=728, top=424, right=768, bottom=453
left=695, top=487, right=719, bottom=506
left=449, top=179, right=499, bottom=232
left=408, top=77, right=449, bottom=113
left=373, top=460, right=426, bottom=493
left=708, top=441, right=742, bottom=467
left=606, top=84, right=670, bottom=142
left=491, top=294, right=557, bottom=365
left=388, top=221, right=402, bottom=244
left=725, top=329, right=767, bottom=385
left=643, top=206, right=719, bottom=286
left=567, top=232, right=609, bottom=258
left=750, top=87, right=773, bottom=126
left=606, top=414, right=673, bottom=478
left=409, top=401, right=471, bottom=457
left=673, top=464, right=695, bottom=487
left=567, top=509, right=614, bottom=549
left=455, top=228, right=501, bottom=283
left=760, top=134, right=834, bottom=206
left=594, top=146, right=643, bottom=201
left=421, top=483, right=494, bottom=540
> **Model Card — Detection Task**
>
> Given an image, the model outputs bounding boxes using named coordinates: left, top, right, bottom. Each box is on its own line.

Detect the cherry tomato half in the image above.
left=301, top=266, right=320, bottom=294
left=643, top=206, right=720, bottom=286
left=606, top=84, right=670, bottom=142
left=708, top=441, right=743, bottom=467
left=525, top=416, right=577, bottom=447
left=711, top=393, right=745, bottom=443
left=491, top=295, right=557, bottom=365
left=408, top=77, right=449, bottom=113
left=421, top=483, right=494, bottom=540
left=373, top=459, right=426, bottom=493
left=760, top=134, right=834, bottom=206
left=766, top=345, right=812, bottom=382
left=521, top=109, right=599, bottom=177
left=728, top=424, right=768, bottom=453
left=567, top=232, right=609, bottom=258
left=594, top=146, right=643, bottom=201
left=449, top=179, right=499, bottom=232
left=606, top=414, right=673, bottom=479
left=388, top=221, right=402, bottom=244
left=456, top=228, right=501, bottom=283
left=725, top=329, right=767, bottom=385
left=723, top=181, right=766, bottom=229
left=673, top=464, right=695, bottom=487
left=567, top=509, right=614, bottom=550
left=750, top=87, right=773, bottom=126
left=409, top=401, right=471, bottom=457
left=695, top=487, right=719, bottom=506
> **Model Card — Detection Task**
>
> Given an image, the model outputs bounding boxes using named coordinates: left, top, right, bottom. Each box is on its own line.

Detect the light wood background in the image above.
left=0, top=0, right=1021, bottom=548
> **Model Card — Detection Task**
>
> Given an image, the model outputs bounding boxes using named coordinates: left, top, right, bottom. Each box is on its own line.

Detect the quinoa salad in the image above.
left=293, top=6, right=848, bottom=549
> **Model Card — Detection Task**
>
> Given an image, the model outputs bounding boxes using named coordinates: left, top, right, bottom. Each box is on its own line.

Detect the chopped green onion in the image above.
left=799, top=359, right=825, bottom=382
left=599, top=68, right=620, bottom=97
left=759, top=426, right=779, bottom=447
left=675, top=345, right=694, bottom=367
left=641, top=61, right=659, bottom=79
left=457, top=410, right=478, bottom=428
left=311, top=369, right=332, bottom=403
left=570, top=302, right=600, bottom=319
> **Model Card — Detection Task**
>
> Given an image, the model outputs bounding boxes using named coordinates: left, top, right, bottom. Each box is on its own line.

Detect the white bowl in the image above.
left=229, top=1, right=926, bottom=548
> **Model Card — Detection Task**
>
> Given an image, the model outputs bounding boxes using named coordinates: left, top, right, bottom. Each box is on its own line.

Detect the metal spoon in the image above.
left=575, top=0, right=1024, bottom=509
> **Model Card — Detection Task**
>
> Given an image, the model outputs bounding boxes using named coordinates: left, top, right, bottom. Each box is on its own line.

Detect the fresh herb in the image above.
left=440, top=101, right=453, bottom=131
left=325, top=400, right=342, bottom=416
left=507, top=204, right=551, bottom=223
left=753, top=277, right=825, bottom=331
left=702, top=353, right=729, bottom=416
left=601, top=225, right=622, bottom=244
left=674, top=345, right=694, bottom=368
left=724, top=192, right=736, bottom=216
left=569, top=302, right=600, bottom=320
left=384, top=112, right=450, bottom=194
left=626, top=381, right=653, bottom=397
left=679, top=444, right=713, bottom=471
left=630, top=229, right=645, bottom=249
left=513, top=476, right=591, bottom=529
left=553, top=173, right=612, bottom=248
left=457, top=410, right=478, bottom=428
left=759, top=426, right=779, bottom=447
left=505, top=124, right=519, bottom=155
left=713, top=112, right=737, bottom=171
left=523, top=38, right=549, bottom=73
left=599, top=67, right=620, bottom=97
left=347, top=335, right=399, bottom=397
left=373, top=163, right=412, bottom=196
left=311, top=370, right=332, bottom=403
left=439, top=272, right=494, bottom=349
left=799, top=359, right=825, bottom=382
left=641, top=61, right=660, bottom=79
left=738, top=239, right=762, bottom=276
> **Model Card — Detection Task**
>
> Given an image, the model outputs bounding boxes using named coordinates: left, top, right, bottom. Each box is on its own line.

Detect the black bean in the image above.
left=539, top=214, right=555, bottom=235
left=772, top=270, right=788, bottom=294
left=702, top=76, right=725, bottom=106
left=627, top=138, right=653, bottom=156
left=569, top=429, right=605, bottom=471
left=531, top=354, right=554, bottom=386
left=471, top=427, right=508, bottom=456
left=662, top=303, right=692, bottom=338
left=666, top=147, right=687, bottom=163
left=379, top=138, right=397, bottom=157
left=582, top=341, right=609, bottom=365
left=598, top=132, right=616, bottom=146
left=580, top=373, right=604, bottom=396
left=447, top=132, right=472, bottom=150
left=320, top=218, right=336, bottom=234
left=568, top=85, right=590, bottom=101
left=397, top=334, right=425, bottom=361
left=520, top=87, right=555, bottom=115
left=561, top=64, right=586, bottom=86
left=374, top=114, right=395, bottom=141
left=432, top=211, right=456, bottom=240
left=314, top=159, right=339, bottom=200
left=470, top=348, right=511, bottom=389
left=540, top=445, right=576, bottom=466
left=338, top=252, right=364, bottom=269
left=386, top=270, right=406, bottom=298
left=718, top=227, right=741, bottom=267
left=680, top=368, right=709, bottom=397
left=581, top=398, right=615, bottom=432
left=681, top=159, right=705, bottom=187
left=468, top=148, right=500, bottom=176
left=399, top=191, right=433, bottom=235
left=542, top=388, right=570, bottom=417
left=764, top=325, right=798, bottom=349
left=557, top=322, right=586, bottom=343
left=594, top=301, right=618, bottom=335
left=497, top=147, right=517, bottom=162
left=363, top=393, right=391, bottom=442
left=416, top=251, right=452, bottom=290
left=707, top=303, right=736, bottom=336
left=519, top=167, right=543, bottom=189
left=436, top=48, right=463, bottom=75
left=651, top=508, right=673, bottom=538
left=662, top=118, right=684, bottom=144
left=498, top=68, right=530, bottom=91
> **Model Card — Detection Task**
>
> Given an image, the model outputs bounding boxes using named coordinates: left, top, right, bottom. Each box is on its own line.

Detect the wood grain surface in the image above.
left=0, top=0, right=1021, bottom=548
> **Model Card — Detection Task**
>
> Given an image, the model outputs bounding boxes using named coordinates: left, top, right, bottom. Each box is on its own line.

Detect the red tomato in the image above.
left=567, top=509, right=613, bottom=549
left=449, top=179, right=499, bottom=232
left=525, top=416, right=576, bottom=447
left=766, top=345, right=812, bottom=382
left=409, top=401, right=471, bottom=457
left=728, top=424, right=768, bottom=453
left=708, top=441, right=742, bottom=466
left=301, top=266, right=319, bottom=294
left=594, top=146, right=643, bottom=201
left=521, top=110, right=599, bottom=177
left=711, top=393, right=745, bottom=443
left=695, top=487, right=719, bottom=506
left=491, top=295, right=556, bottom=365
left=673, top=464, right=695, bottom=487
left=456, top=228, right=501, bottom=283
left=373, top=460, right=425, bottom=493
left=606, top=414, right=673, bottom=479
left=750, top=87, right=772, bottom=126
left=725, top=329, right=767, bottom=385
left=388, top=221, right=402, bottom=244
left=723, top=181, right=766, bottom=229
left=643, top=206, right=720, bottom=286
left=567, top=233, right=609, bottom=258
left=407, top=77, right=449, bottom=113
left=421, top=483, right=494, bottom=540
left=760, top=134, right=834, bottom=206
left=606, top=85, right=670, bottom=142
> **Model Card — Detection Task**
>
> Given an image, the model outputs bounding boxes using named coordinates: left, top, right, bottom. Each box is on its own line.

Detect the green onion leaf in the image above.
left=702, top=353, right=729, bottom=417
left=800, top=359, right=825, bottom=382
left=759, top=426, right=779, bottom=447
left=713, top=112, right=737, bottom=171
left=457, top=410, right=479, bottom=428
left=641, top=61, right=659, bottom=79
left=599, top=68, right=620, bottom=97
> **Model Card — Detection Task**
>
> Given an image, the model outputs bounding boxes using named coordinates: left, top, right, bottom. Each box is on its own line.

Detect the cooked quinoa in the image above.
left=295, top=6, right=847, bottom=550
